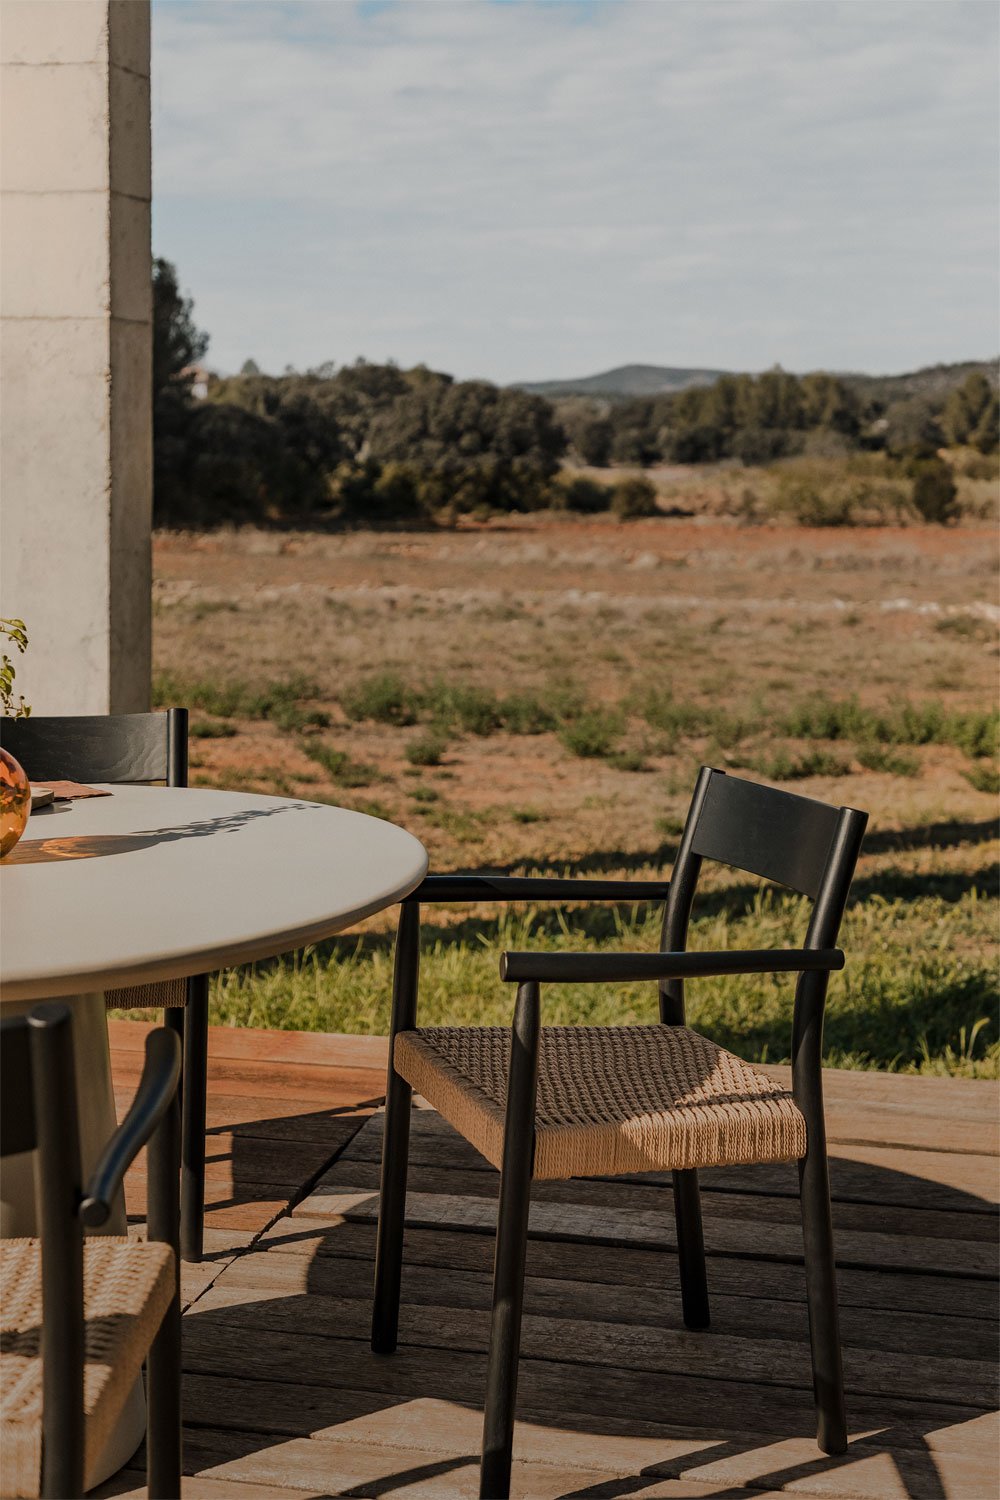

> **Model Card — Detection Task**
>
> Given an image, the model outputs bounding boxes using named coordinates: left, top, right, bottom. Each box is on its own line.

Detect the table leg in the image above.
left=0, top=992, right=146, bottom=1486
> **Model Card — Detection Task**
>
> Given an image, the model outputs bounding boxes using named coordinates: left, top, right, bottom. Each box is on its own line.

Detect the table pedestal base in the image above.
left=0, top=992, right=146, bottom=1486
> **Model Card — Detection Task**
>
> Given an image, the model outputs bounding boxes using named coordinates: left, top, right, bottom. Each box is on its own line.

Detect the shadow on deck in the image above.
left=97, top=1023, right=999, bottom=1500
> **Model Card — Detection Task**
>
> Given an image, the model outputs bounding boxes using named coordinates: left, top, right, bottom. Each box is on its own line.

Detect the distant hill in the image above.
left=838, top=359, right=998, bottom=404
left=514, top=364, right=730, bottom=400
left=514, top=358, right=998, bottom=404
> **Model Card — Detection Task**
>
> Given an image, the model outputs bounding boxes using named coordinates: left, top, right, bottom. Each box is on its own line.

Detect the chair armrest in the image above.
left=406, top=874, right=670, bottom=904
left=80, top=1028, right=181, bottom=1228
left=499, top=947, right=845, bottom=984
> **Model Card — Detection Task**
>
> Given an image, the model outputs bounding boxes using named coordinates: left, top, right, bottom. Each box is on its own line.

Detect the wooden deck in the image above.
left=98, top=1022, right=999, bottom=1500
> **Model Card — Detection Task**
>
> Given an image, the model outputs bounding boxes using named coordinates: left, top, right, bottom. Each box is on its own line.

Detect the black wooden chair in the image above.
left=371, top=767, right=868, bottom=1498
left=0, top=710, right=209, bottom=1263
left=0, top=1004, right=181, bottom=1499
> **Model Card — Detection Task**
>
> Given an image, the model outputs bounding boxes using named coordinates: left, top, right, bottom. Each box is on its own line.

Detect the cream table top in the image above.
left=0, top=785, right=428, bottom=1002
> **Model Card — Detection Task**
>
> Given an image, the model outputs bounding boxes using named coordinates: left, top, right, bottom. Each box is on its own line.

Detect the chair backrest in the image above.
left=0, top=1005, right=86, bottom=1494
left=0, top=709, right=188, bottom=786
left=660, top=767, right=868, bottom=1024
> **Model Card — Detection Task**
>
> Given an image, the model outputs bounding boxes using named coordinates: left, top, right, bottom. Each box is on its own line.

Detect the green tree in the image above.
left=153, top=258, right=208, bottom=401
left=942, top=372, right=994, bottom=446
left=152, top=258, right=211, bottom=524
left=910, top=456, right=959, bottom=524
left=884, top=399, right=943, bottom=459
left=971, top=392, right=999, bottom=454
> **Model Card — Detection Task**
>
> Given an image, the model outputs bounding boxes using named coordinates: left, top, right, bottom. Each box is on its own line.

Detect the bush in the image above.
left=405, top=730, right=449, bottom=767
left=341, top=672, right=419, bottom=725
left=554, top=475, right=612, bottom=513
left=499, top=693, right=558, bottom=735
left=558, top=708, right=622, bottom=758
left=749, top=748, right=851, bottom=780
left=304, top=743, right=377, bottom=787
left=910, top=457, right=959, bottom=524
left=964, top=762, right=1000, bottom=796
left=774, top=465, right=858, bottom=526
left=856, top=744, right=920, bottom=777
left=611, top=476, right=658, bottom=519
left=424, top=681, right=501, bottom=736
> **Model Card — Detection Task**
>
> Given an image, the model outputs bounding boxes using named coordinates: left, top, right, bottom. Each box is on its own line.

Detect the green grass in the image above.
left=963, top=761, right=1000, bottom=796
left=302, top=741, right=378, bottom=788
left=154, top=671, right=326, bottom=725
left=189, top=718, right=238, bottom=739
left=856, top=744, right=920, bottom=777
left=202, top=886, right=999, bottom=1078
left=781, top=695, right=999, bottom=759
left=746, top=748, right=852, bottom=781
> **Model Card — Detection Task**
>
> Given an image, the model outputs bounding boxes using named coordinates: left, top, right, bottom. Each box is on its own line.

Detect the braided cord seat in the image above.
left=105, top=977, right=187, bottom=1011
left=0, top=1238, right=174, bottom=1498
left=395, top=1024, right=806, bottom=1180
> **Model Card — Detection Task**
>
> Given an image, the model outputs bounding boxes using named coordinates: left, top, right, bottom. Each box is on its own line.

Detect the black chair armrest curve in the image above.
left=80, top=1028, right=181, bottom=1228
left=406, top=875, right=670, bottom=904
left=499, top=947, right=845, bottom=985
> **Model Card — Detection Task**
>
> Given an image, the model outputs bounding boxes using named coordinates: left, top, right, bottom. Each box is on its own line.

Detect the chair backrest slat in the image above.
left=1, top=709, right=187, bottom=786
left=690, top=772, right=842, bottom=900
left=0, top=1017, right=37, bottom=1157
left=660, top=767, right=867, bottom=1026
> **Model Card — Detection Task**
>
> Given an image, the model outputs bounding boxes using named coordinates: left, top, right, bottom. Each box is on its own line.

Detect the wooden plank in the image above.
left=177, top=1318, right=986, bottom=1442
left=256, top=1218, right=1000, bottom=1322
left=318, top=1155, right=1000, bottom=1244
left=189, top=1282, right=995, bottom=1410
left=294, top=1184, right=1000, bottom=1280
left=217, top=1249, right=999, bottom=1362
left=176, top=1399, right=1000, bottom=1500
left=109, top=1018, right=390, bottom=1070
left=345, top=1110, right=1000, bottom=1211
left=112, top=1055, right=385, bottom=1104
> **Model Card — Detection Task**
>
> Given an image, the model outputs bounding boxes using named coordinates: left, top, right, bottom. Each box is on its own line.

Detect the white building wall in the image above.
left=0, top=0, right=152, bottom=713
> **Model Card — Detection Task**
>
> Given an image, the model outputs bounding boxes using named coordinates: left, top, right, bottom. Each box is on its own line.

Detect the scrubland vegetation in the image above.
left=111, top=515, right=1000, bottom=1079
left=153, top=259, right=998, bottom=530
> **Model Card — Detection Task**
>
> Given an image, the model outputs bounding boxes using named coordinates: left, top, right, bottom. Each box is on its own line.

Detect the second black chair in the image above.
left=0, top=1005, right=182, bottom=1498
left=0, top=709, right=210, bottom=1262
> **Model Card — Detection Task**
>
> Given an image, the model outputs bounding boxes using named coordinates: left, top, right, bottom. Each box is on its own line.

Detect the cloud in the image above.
left=152, top=0, right=999, bottom=381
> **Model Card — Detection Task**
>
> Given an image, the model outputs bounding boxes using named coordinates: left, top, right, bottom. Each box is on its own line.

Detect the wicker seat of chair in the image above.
left=105, top=978, right=187, bottom=1011
left=0, top=1238, right=174, bottom=1499
left=395, top=1023, right=806, bottom=1181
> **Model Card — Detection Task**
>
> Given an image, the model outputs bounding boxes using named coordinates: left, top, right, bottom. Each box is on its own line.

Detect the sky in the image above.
left=152, top=0, right=1000, bottom=384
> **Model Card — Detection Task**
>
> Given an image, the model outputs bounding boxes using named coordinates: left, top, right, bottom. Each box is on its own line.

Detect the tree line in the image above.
left=153, top=259, right=998, bottom=527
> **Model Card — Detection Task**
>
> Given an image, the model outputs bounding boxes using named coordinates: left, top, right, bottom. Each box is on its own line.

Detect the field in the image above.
left=139, top=505, right=1000, bottom=1076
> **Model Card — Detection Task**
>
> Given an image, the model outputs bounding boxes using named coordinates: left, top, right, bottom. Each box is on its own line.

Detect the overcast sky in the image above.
left=152, top=0, right=999, bottom=384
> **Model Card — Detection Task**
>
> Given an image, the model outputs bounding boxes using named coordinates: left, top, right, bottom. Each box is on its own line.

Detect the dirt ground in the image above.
left=153, top=515, right=998, bottom=879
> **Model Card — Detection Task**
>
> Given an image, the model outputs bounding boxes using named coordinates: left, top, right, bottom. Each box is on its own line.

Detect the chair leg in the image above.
left=146, top=1285, right=183, bottom=1498
left=480, top=981, right=540, bottom=1500
left=147, top=1090, right=182, bottom=1499
left=480, top=1127, right=533, bottom=1498
left=180, top=977, right=209, bottom=1263
left=371, top=1065, right=413, bottom=1354
left=672, top=1167, right=710, bottom=1330
left=798, top=1147, right=847, bottom=1455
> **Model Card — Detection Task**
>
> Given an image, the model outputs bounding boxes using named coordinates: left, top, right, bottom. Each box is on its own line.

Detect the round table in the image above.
left=0, top=785, right=427, bottom=1483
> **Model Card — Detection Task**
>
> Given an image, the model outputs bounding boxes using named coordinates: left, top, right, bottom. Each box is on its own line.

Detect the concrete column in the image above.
left=1, top=0, right=152, bottom=714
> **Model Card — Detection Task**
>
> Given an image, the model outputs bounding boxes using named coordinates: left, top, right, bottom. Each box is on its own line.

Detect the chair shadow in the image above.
left=10, top=802, right=319, bottom=864
left=163, top=1082, right=1000, bottom=1500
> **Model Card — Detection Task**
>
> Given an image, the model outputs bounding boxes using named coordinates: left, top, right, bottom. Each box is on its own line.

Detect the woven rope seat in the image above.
left=395, top=1024, right=807, bottom=1180
left=0, top=1237, right=174, bottom=1498
left=105, top=977, right=187, bottom=1011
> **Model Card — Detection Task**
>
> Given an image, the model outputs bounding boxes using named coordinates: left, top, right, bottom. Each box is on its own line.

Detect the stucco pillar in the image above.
left=0, top=0, right=152, bottom=714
